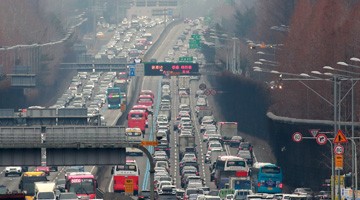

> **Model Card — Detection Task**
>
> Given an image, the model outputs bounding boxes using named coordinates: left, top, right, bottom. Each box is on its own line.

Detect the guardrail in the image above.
left=96, top=188, right=105, bottom=199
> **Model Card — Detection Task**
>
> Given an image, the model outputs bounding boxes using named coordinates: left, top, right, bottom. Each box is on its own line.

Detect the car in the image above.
left=156, top=161, right=170, bottom=172
left=233, top=189, right=253, bottom=200
left=138, top=190, right=151, bottom=200
left=4, top=166, right=22, bottom=177
left=184, top=188, right=204, bottom=200
left=176, top=189, right=185, bottom=200
left=181, top=153, right=197, bottom=163
left=190, top=76, right=200, bottom=81
left=197, top=195, right=222, bottom=200
left=238, top=142, right=253, bottom=153
left=200, top=124, right=217, bottom=133
left=229, top=136, right=244, bottom=147
left=35, top=166, right=50, bottom=176
left=203, top=130, right=218, bottom=142
left=205, top=150, right=212, bottom=162
left=315, top=191, right=331, bottom=200
left=0, top=185, right=8, bottom=194
left=237, top=150, right=253, bottom=166
left=58, top=192, right=79, bottom=200
left=207, top=141, right=223, bottom=151
left=293, top=188, right=315, bottom=199
left=56, top=178, right=66, bottom=192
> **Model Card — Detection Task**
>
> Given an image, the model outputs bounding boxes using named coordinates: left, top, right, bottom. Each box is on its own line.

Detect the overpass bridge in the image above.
left=0, top=125, right=158, bottom=199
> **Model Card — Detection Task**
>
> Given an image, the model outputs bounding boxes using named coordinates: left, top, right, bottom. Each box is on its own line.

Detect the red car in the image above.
left=35, top=166, right=50, bottom=176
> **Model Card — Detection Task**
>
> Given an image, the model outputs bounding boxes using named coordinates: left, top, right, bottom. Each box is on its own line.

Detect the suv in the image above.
left=4, top=166, right=22, bottom=177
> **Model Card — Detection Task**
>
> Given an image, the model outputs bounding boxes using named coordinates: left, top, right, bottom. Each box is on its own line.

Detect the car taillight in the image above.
left=155, top=148, right=159, bottom=150
left=279, top=183, right=283, bottom=189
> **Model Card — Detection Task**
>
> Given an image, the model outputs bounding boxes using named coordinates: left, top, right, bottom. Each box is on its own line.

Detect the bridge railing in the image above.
left=0, top=126, right=143, bottom=148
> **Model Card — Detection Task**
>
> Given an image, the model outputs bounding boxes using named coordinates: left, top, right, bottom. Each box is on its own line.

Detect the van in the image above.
left=233, top=189, right=253, bottom=200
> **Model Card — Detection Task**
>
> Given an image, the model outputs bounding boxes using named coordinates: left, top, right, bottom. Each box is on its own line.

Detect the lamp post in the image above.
left=254, top=67, right=343, bottom=200
left=315, top=67, right=360, bottom=200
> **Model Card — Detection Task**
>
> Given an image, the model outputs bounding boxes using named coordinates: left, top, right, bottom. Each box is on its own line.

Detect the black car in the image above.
left=138, top=190, right=152, bottom=200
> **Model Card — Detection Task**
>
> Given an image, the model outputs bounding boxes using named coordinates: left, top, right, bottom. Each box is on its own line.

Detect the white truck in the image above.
left=178, top=134, right=196, bottom=161
left=34, top=181, right=56, bottom=200
left=217, top=122, right=238, bottom=141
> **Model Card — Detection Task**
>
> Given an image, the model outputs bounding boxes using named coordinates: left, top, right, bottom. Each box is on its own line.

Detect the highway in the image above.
left=0, top=16, right=174, bottom=196
left=0, top=15, right=279, bottom=199
left=103, top=22, right=188, bottom=193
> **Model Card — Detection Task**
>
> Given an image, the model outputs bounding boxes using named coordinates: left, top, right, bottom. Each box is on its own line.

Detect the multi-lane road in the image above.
left=0, top=15, right=278, bottom=199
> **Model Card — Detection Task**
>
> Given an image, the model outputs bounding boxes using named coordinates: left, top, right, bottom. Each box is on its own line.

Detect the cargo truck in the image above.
left=217, top=122, right=238, bottom=141
left=178, top=135, right=196, bottom=161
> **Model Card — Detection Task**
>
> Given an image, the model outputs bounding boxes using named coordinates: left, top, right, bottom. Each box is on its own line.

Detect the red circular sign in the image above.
left=292, top=132, right=302, bottom=143
left=210, top=89, right=217, bottom=96
left=316, top=133, right=327, bottom=145
left=204, top=89, right=211, bottom=96
left=334, top=145, right=344, bottom=155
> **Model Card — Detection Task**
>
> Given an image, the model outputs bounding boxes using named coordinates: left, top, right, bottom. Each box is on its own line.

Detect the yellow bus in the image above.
left=19, top=172, right=48, bottom=200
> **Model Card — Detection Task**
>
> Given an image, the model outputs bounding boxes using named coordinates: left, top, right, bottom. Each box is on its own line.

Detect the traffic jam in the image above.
left=116, top=70, right=285, bottom=199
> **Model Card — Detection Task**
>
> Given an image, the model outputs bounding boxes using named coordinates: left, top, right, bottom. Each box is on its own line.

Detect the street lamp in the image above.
left=323, top=65, right=360, bottom=199
left=314, top=67, right=360, bottom=200
left=350, top=57, right=360, bottom=62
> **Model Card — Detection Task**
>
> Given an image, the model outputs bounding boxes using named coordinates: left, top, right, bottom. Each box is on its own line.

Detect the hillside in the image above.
left=0, top=0, right=84, bottom=107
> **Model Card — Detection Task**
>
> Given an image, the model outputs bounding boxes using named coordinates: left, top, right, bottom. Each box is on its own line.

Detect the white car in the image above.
left=5, top=166, right=22, bottom=177
left=208, top=141, right=223, bottom=152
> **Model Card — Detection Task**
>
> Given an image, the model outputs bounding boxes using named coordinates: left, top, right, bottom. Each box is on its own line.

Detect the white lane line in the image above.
left=108, top=176, right=113, bottom=192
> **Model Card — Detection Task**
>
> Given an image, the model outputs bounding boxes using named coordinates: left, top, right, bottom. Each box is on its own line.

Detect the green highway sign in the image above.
left=189, top=38, right=201, bottom=49
left=179, top=56, right=193, bottom=62
left=189, top=43, right=201, bottom=49
left=189, top=39, right=200, bottom=44
left=191, top=34, right=201, bottom=40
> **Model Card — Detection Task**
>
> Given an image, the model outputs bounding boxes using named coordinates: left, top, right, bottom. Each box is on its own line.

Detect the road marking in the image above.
left=142, top=78, right=161, bottom=190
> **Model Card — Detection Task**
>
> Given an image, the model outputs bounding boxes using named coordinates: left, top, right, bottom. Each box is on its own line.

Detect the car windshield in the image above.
left=37, top=192, right=55, bottom=199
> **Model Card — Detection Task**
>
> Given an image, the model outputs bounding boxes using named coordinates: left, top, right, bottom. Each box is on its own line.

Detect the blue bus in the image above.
left=254, top=163, right=283, bottom=194
left=107, top=87, right=121, bottom=109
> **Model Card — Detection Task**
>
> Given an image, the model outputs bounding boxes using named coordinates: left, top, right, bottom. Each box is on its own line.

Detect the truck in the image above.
left=34, top=181, right=56, bottom=200
left=217, top=122, right=238, bottom=141
left=177, top=76, right=190, bottom=93
left=178, top=135, right=196, bottom=161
